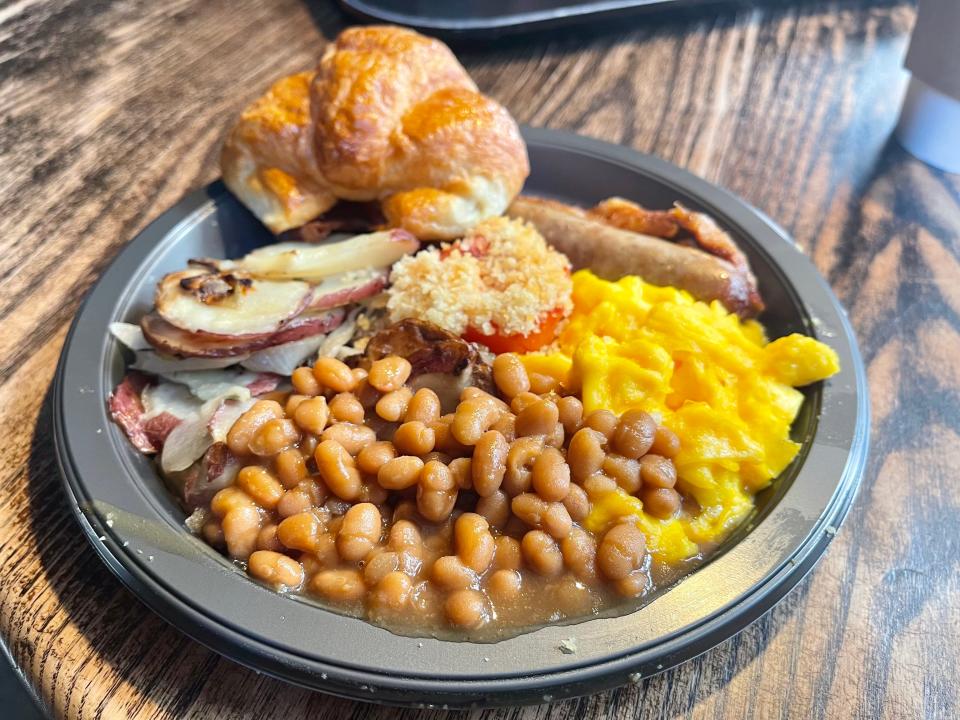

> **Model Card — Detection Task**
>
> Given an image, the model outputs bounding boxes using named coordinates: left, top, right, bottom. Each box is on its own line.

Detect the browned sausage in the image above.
left=507, top=196, right=763, bottom=317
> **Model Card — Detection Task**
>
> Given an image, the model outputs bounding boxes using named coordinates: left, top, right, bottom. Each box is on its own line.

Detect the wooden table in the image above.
left=2, top=1, right=957, bottom=718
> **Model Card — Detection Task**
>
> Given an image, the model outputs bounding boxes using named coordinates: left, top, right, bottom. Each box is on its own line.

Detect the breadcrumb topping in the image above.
left=387, top=217, right=573, bottom=336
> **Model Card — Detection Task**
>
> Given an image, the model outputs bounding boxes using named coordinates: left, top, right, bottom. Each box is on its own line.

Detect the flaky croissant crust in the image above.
left=221, top=26, right=529, bottom=239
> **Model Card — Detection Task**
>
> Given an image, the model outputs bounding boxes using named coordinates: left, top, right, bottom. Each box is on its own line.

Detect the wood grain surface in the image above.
left=2, top=0, right=958, bottom=718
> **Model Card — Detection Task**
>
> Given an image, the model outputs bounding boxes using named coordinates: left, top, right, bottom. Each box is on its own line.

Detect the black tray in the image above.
left=338, top=0, right=713, bottom=36
left=54, top=127, right=869, bottom=708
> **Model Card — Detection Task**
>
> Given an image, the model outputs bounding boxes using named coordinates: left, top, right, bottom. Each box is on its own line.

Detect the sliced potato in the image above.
left=309, top=268, right=388, bottom=311
left=155, top=269, right=312, bottom=337
left=141, top=308, right=345, bottom=358
left=197, top=230, right=419, bottom=282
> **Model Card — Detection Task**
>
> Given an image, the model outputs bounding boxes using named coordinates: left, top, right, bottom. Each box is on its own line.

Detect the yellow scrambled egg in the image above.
left=520, top=270, right=840, bottom=564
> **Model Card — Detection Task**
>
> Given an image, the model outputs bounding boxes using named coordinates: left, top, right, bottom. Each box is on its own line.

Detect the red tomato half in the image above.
left=464, top=308, right=565, bottom=354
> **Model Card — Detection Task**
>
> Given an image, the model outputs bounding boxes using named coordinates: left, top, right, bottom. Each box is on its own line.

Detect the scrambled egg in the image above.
left=521, top=270, right=840, bottom=564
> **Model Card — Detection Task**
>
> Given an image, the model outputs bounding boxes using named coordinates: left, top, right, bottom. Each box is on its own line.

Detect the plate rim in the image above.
left=53, top=126, right=870, bottom=707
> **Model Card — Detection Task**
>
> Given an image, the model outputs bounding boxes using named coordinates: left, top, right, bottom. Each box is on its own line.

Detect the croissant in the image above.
left=221, top=26, right=529, bottom=239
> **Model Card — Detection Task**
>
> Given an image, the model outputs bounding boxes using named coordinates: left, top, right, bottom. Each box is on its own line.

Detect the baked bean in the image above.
left=405, top=388, right=441, bottom=424
left=528, top=372, right=557, bottom=394
left=355, top=378, right=380, bottom=408
left=603, top=454, right=642, bottom=494
left=448, top=457, right=473, bottom=490
left=493, top=353, right=530, bottom=398
left=275, top=448, right=308, bottom=488
left=356, top=441, right=396, bottom=475
left=612, top=410, right=656, bottom=459
left=417, top=460, right=457, bottom=522
left=597, top=522, right=647, bottom=581
left=510, top=391, right=541, bottom=415
left=511, top=492, right=545, bottom=528
left=475, top=490, right=510, bottom=529
left=545, top=422, right=565, bottom=448
left=532, top=447, right=570, bottom=502
left=352, top=366, right=368, bottom=382
left=582, top=474, right=618, bottom=500
left=560, top=527, right=598, bottom=582
left=248, top=550, right=304, bottom=589
left=614, top=571, right=649, bottom=597
left=256, top=523, right=285, bottom=553
left=300, top=433, right=318, bottom=458
left=387, top=519, right=423, bottom=558
left=445, top=589, right=489, bottom=628
left=541, top=502, right=573, bottom=539
left=371, top=571, right=413, bottom=609
left=358, top=480, right=389, bottom=505
left=493, top=535, right=522, bottom=570
left=321, top=422, right=376, bottom=455
left=432, top=555, right=478, bottom=590
left=432, top=419, right=469, bottom=457
left=313, top=357, right=357, bottom=393
left=521, top=530, right=563, bottom=577
left=393, top=421, right=436, bottom=456
left=391, top=500, right=420, bottom=524
left=420, top=451, right=452, bottom=466
left=291, top=367, right=321, bottom=396
left=557, top=396, right=584, bottom=436
left=227, top=400, right=283, bottom=455
left=562, top=483, right=590, bottom=522
left=491, top=412, right=517, bottom=442
left=460, top=387, right=510, bottom=413
left=277, top=511, right=321, bottom=553
left=639, top=454, right=677, bottom=488
left=455, top=513, right=495, bottom=573
left=210, top=486, right=254, bottom=517
left=363, top=549, right=400, bottom=585
left=651, top=425, right=681, bottom=458
left=276, top=478, right=327, bottom=518
left=376, top=387, right=414, bottom=422
left=515, top=399, right=559, bottom=438
left=503, top=436, right=542, bottom=496
left=312, top=532, right=340, bottom=569
left=310, top=569, right=365, bottom=602
left=222, top=505, right=261, bottom=559
left=450, top=398, right=500, bottom=446
left=329, top=392, right=365, bottom=424
left=236, top=466, right=284, bottom=509
left=378, top=455, right=424, bottom=490
left=368, top=356, right=412, bottom=392
left=314, top=440, right=362, bottom=500
left=567, top=428, right=606, bottom=481
left=202, top=519, right=224, bottom=547
left=293, top=396, right=329, bottom=435
left=487, top=569, right=522, bottom=601
left=584, top=409, right=618, bottom=440
left=641, top=487, right=681, bottom=518
left=249, top=418, right=300, bottom=456
left=285, top=394, right=309, bottom=415
left=337, top=503, right=382, bottom=561
left=472, top=430, right=508, bottom=497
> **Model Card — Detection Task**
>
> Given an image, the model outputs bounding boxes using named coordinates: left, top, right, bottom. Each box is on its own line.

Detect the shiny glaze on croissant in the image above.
left=221, top=26, right=529, bottom=239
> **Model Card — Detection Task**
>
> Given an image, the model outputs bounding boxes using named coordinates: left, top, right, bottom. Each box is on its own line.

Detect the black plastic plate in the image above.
left=338, top=0, right=711, bottom=36
left=54, top=127, right=869, bottom=708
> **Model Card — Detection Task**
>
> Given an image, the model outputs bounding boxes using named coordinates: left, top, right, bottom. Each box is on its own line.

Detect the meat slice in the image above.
left=363, top=319, right=494, bottom=411
left=108, top=373, right=161, bottom=454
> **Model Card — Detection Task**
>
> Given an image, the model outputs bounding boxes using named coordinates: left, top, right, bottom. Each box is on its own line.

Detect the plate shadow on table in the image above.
left=25, top=378, right=814, bottom=716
